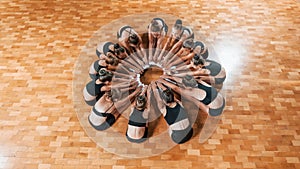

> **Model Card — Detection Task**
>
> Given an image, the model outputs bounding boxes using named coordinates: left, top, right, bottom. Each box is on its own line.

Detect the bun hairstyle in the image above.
left=136, top=95, right=147, bottom=110
left=161, top=88, right=174, bottom=103
left=129, top=33, right=139, bottom=45
left=114, top=43, right=120, bottom=50
left=99, top=68, right=107, bottom=76
left=114, top=43, right=126, bottom=56
left=98, top=68, right=113, bottom=82
left=193, top=54, right=200, bottom=60
left=182, top=75, right=198, bottom=88
left=192, top=54, right=205, bottom=66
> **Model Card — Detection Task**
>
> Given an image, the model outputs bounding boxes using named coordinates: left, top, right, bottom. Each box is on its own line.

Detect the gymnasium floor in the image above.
left=0, top=0, right=299, bottom=168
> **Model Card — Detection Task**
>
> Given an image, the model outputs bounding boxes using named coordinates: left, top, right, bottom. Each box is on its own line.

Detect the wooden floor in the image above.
left=1, top=0, right=300, bottom=168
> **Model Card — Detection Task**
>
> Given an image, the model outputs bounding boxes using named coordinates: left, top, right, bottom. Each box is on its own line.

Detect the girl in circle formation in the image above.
left=83, top=18, right=226, bottom=144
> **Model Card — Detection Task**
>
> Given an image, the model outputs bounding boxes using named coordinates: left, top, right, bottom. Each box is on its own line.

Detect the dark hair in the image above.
left=99, top=69, right=113, bottom=82
left=194, top=54, right=200, bottom=61
left=119, top=47, right=125, bottom=53
left=192, top=54, right=205, bottom=66
left=114, top=43, right=124, bottom=51
left=161, top=88, right=174, bottom=103
left=99, top=68, right=107, bottom=76
left=136, top=95, right=146, bottom=110
left=129, top=33, right=139, bottom=45
left=182, top=75, right=198, bottom=87
left=114, top=43, right=126, bottom=55
left=114, top=43, right=120, bottom=49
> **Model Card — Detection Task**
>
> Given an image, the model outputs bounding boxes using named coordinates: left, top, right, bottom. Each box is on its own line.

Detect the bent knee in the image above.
left=208, top=99, right=225, bottom=116
left=88, top=114, right=116, bottom=131
left=171, top=127, right=193, bottom=144
left=215, top=76, right=226, bottom=84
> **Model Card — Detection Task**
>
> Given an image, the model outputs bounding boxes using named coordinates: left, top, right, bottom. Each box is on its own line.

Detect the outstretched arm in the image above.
left=164, top=51, right=183, bottom=68
left=119, top=82, right=138, bottom=92
left=112, top=77, right=133, bottom=83
left=148, top=32, right=154, bottom=62
left=170, top=68, right=208, bottom=78
left=120, top=58, right=144, bottom=73
left=156, top=78, right=182, bottom=95
left=145, top=84, right=152, bottom=112
left=116, top=64, right=135, bottom=75
left=113, top=71, right=136, bottom=79
left=166, top=51, right=195, bottom=69
left=128, top=86, right=143, bottom=103
left=160, top=75, right=183, bottom=85
left=131, top=52, right=146, bottom=68
left=165, top=55, right=186, bottom=69
left=150, top=82, right=166, bottom=115
left=113, top=80, right=138, bottom=89
left=175, top=63, right=189, bottom=71
left=190, top=69, right=209, bottom=76
left=165, top=40, right=183, bottom=59
left=157, top=35, right=173, bottom=62
left=140, top=85, right=148, bottom=96
left=153, top=35, right=167, bottom=62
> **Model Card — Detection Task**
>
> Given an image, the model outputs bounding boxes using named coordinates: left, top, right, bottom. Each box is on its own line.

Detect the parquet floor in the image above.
left=0, top=0, right=299, bottom=169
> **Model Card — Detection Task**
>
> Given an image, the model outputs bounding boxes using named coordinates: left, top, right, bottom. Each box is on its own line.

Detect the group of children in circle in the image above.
left=83, top=17, right=226, bottom=144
